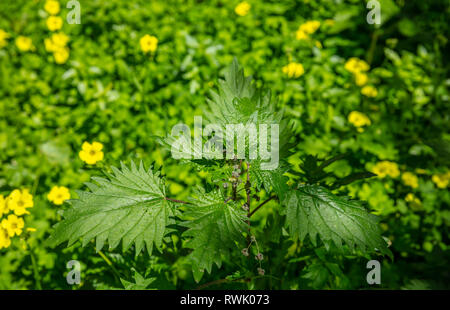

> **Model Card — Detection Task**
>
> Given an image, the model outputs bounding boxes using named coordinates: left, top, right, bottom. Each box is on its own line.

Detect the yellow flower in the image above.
left=0, top=195, right=9, bottom=216
left=372, top=161, right=400, bottom=178
left=44, top=38, right=57, bottom=52
left=404, top=193, right=415, bottom=202
left=432, top=172, right=450, bottom=189
left=51, top=32, right=69, bottom=47
left=0, top=29, right=10, bottom=48
left=0, top=29, right=9, bottom=41
left=298, top=20, right=321, bottom=34
left=361, top=85, right=378, bottom=97
left=235, top=1, right=251, bottom=16
left=295, top=30, right=309, bottom=40
left=44, top=0, right=60, bottom=15
left=53, top=47, right=70, bottom=64
left=348, top=111, right=371, bottom=128
left=405, top=193, right=422, bottom=209
left=79, top=141, right=104, bottom=165
left=354, top=72, right=368, bottom=86
left=388, top=163, right=400, bottom=178
left=45, top=33, right=69, bottom=53
left=15, top=36, right=33, bottom=52
left=1, top=215, right=24, bottom=237
left=344, top=57, right=370, bottom=74
left=7, top=189, right=34, bottom=216
left=402, top=172, right=419, bottom=188
left=47, top=186, right=71, bottom=205
left=46, top=16, right=63, bottom=31
left=0, top=227, right=11, bottom=249
left=282, top=62, right=305, bottom=78
left=140, top=34, right=158, bottom=53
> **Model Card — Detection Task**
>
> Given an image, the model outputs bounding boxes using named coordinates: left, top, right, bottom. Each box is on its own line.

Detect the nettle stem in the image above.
left=230, top=157, right=241, bottom=201
left=249, top=196, right=276, bottom=217
left=246, top=162, right=251, bottom=244
left=164, top=197, right=190, bottom=204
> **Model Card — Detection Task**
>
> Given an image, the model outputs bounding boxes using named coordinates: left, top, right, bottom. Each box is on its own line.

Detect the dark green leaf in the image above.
left=283, top=184, right=391, bottom=258
left=181, top=187, right=248, bottom=282
left=120, top=269, right=156, bottom=290
left=47, top=161, right=176, bottom=256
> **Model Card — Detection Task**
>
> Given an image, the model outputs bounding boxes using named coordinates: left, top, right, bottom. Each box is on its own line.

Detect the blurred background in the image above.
left=0, top=0, right=449, bottom=289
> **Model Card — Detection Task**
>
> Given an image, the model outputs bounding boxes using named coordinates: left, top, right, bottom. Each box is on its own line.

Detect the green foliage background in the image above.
left=0, top=0, right=449, bottom=289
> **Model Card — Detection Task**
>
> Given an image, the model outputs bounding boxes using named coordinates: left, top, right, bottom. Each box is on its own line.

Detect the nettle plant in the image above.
left=48, top=59, right=391, bottom=285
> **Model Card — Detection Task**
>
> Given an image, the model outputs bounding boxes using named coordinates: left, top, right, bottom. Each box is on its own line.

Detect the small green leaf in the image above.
left=120, top=269, right=156, bottom=290
left=301, top=262, right=331, bottom=289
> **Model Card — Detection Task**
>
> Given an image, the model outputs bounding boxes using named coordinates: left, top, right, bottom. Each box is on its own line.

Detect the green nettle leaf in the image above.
left=181, top=188, right=248, bottom=282
left=120, top=270, right=156, bottom=290
left=250, top=162, right=289, bottom=199
left=160, top=58, right=284, bottom=152
left=301, top=262, right=332, bottom=289
left=47, top=161, right=175, bottom=255
left=284, top=184, right=391, bottom=258
left=250, top=119, right=295, bottom=199
left=204, top=58, right=283, bottom=126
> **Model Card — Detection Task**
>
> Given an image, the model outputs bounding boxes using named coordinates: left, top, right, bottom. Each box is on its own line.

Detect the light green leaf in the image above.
left=284, top=184, right=391, bottom=257
left=47, top=161, right=176, bottom=256
left=39, top=139, right=71, bottom=165
left=378, top=0, right=400, bottom=25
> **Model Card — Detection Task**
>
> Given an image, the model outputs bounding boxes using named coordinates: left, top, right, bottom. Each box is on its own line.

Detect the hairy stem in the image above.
left=98, top=250, right=122, bottom=284
left=30, top=249, right=42, bottom=290
left=245, top=162, right=251, bottom=244
left=164, top=197, right=190, bottom=204
left=232, top=182, right=237, bottom=201
left=366, top=30, right=380, bottom=65
left=249, top=196, right=276, bottom=217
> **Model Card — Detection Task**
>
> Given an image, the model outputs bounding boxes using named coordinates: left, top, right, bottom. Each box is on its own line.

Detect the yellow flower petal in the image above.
left=91, top=141, right=103, bottom=152
left=235, top=2, right=251, bottom=16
